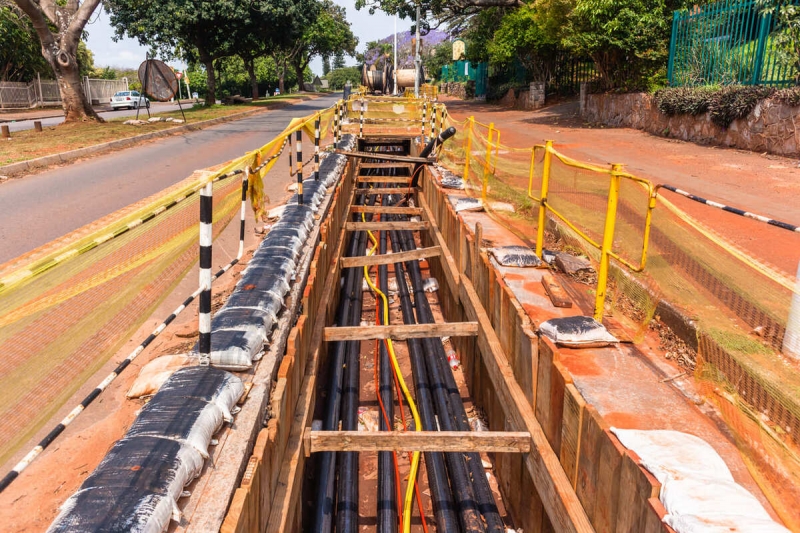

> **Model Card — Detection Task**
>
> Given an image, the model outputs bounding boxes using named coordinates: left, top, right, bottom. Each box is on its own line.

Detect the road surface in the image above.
left=0, top=95, right=339, bottom=263
left=3, top=101, right=189, bottom=132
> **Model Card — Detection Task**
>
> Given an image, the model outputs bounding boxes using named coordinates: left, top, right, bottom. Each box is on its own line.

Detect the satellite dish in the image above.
left=138, top=59, right=178, bottom=102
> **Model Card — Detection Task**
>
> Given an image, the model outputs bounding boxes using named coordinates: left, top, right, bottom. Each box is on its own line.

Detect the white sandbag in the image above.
left=490, top=246, right=542, bottom=268
left=450, top=195, right=484, bottom=213
left=423, top=277, right=439, bottom=292
left=208, top=326, right=266, bottom=371
left=127, top=354, right=194, bottom=399
left=267, top=205, right=287, bottom=220
left=665, top=512, right=791, bottom=533
left=539, top=316, right=618, bottom=347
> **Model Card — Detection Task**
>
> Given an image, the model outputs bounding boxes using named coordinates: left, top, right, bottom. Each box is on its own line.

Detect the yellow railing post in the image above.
left=535, top=140, right=554, bottom=258
left=463, top=116, right=474, bottom=183
left=594, top=163, right=623, bottom=322
left=483, top=122, right=495, bottom=201
left=492, top=130, right=501, bottom=173
left=527, top=146, right=536, bottom=198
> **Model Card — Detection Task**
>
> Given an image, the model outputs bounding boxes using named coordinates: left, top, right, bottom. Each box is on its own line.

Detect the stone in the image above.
left=554, top=252, right=593, bottom=275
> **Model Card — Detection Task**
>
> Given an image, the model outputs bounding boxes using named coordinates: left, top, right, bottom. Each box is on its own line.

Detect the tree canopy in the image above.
left=0, top=1, right=50, bottom=82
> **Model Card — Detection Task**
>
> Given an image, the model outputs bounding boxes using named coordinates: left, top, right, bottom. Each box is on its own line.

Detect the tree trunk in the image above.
left=41, top=41, right=102, bottom=123
left=244, top=58, right=259, bottom=99
left=200, top=52, right=216, bottom=106
left=294, top=61, right=306, bottom=92
left=277, top=57, right=285, bottom=94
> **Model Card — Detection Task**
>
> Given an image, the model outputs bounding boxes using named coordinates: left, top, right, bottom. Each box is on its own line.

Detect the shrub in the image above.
left=774, top=86, right=800, bottom=107
left=653, top=85, right=777, bottom=128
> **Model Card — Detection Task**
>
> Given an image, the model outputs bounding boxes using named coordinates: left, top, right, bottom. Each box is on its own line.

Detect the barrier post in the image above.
left=421, top=99, right=427, bottom=139
left=333, top=103, right=339, bottom=143
left=359, top=98, right=364, bottom=139
left=296, top=129, right=304, bottom=204
left=198, top=180, right=213, bottom=364
left=240, top=164, right=251, bottom=258
left=492, top=129, right=500, bottom=173
left=314, top=115, right=321, bottom=181
left=463, top=116, right=474, bottom=183
left=430, top=102, right=436, bottom=137
left=482, top=122, right=494, bottom=201
left=535, top=140, right=554, bottom=259
left=594, top=164, right=622, bottom=322
left=528, top=146, right=536, bottom=198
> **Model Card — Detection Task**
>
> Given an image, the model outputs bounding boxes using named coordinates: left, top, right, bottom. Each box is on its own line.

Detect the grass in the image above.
left=0, top=94, right=316, bottom=167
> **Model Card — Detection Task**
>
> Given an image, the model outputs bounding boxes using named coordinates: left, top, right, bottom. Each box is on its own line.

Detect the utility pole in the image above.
left=394, top=14, right=398, bottom=95
left=414, top=4, right=421, bottom=98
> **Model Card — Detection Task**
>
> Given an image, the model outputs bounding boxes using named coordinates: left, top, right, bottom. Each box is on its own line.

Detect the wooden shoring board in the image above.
left=357, top=187, right=416, bottom=195
left=335, top=149, right=431, bottom=164
left=345, top=220, right=429, bottom=231
left=418, top=193, right=460, bottom=297
left=350, top=205, right=422, bottom=215
left=358, top=162, right=413, bottom=170
left=339, top=245, right=440, bottom=268
left=324, top=322, right=478, bottom=342
left=304, top=430, right=532, bottom=454
left=264, top=166, right=357, bottom=533
left=356, top=176, right=413, bottom=183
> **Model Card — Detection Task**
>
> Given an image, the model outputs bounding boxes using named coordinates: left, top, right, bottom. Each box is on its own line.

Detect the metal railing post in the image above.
left=334, top=103, right=340, bottom=143
left=535, top=140, right=554, bottom=259
left=464, top=116, right=474, bottom=183
left=296, top=129, right=304, bottom=204
left=482, top=122, right=495, bottom=201
left=314, top=115, right=321, bottom=181
left=240, top=166, right=250, bottom=259
left=492, top=129, right=500, bottom=173
left=527, top=146, right=537, bottom=198
left=198, top=181, right=213, bottom=364
left=594, top=163, right=622, bottom=322
left=667, top=11, right=679, bottom=85
left=421, top=99, right=427, bottom=139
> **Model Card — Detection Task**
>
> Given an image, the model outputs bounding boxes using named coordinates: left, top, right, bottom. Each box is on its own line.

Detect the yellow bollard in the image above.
left=594, top=163, right=623, bottom=322
left=463, top=116, right=474, bottom=183
left=535, top=140, right=554, bottom=259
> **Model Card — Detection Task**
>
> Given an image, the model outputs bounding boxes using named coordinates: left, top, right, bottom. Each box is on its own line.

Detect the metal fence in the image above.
left=440, top=61, right=489, bottom=97
left=668, top=0, right=800, bottom=87
left=0, top=76, right=128, bottom=109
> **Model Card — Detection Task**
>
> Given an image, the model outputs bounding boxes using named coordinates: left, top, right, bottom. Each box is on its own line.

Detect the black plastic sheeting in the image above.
left=47, top=366, right=242, bottom=533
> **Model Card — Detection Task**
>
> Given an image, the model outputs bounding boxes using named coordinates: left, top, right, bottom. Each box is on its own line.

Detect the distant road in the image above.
left=0, top=94, right=339, bottom=263
left=3, top=101, right=189, bottom=132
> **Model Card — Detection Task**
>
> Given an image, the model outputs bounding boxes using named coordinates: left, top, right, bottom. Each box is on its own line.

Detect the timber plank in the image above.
left=345, top=220, right=429, bottom=231
left=305, top=430, right=532, bottom=453
left=350, top=205, right=422, bottom=215
left=335, top=149, right=432, bottom=163
left=339, top=245, right=441, bottom=267
left=357, top=187, right=416, bottom=195
left=324, top=322, right=478, bottom=341
left=542, top=273, right=573, bottom=308
left=560, top=384, right=586, bottom=488
left=419, top=194, right=460, bottom=296
left=356, top=176, right=413, bottom=183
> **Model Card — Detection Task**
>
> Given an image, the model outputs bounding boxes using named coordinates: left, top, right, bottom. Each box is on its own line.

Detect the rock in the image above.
left=148, top=117, right=164, bottom=122
left=171, top=119, right=184, bottom=124
left=0, top=175, right=8, bottom=181
left=555, top=252, right=593, bottom=275
left=165, top=117, right=174, bottom=122
left=123, top=119, right=146, bottom=126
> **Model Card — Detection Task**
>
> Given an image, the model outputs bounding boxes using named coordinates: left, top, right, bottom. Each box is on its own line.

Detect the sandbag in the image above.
left=225, top=291, right=284, bottom=318
left=490, top=246, right=542, bottom=268
left=206, top=327, right=266, bottom=371
left=450, top=196, right=484, bottom=213
left=538, top=316, right=618, bottom=347
left=158, top=366, right=244, bottom=421
left=211, top=306, right=277, bottom=336
left=127, top=354, right=194, bottom=399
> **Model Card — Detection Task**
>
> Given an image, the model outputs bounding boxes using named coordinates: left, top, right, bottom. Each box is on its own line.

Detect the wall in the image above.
left=582, top=89, right=800, bottom=158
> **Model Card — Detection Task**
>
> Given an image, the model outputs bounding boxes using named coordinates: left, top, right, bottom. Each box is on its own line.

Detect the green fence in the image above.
left=668, top=0, right=799, bottom=87
left=440, top=61, right=489, bottom=97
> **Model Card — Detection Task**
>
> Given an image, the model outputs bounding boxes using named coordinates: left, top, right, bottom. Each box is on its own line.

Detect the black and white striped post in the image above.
left=359, top=99, right=364, bottom=139
left=430, top=102, right=436, bottom=137
left=340, top=100, right=346, bottom=136
left=421, top=99, right=426, bottom=139
left=314, top=115, right=321, bottom=181
left=296, top=129, right=304, bottom=204
left=239, top=166, right=249, bottom=257
left=333, top=104, right=340, bottom=143
left=198, top=181, right=213, bottom=365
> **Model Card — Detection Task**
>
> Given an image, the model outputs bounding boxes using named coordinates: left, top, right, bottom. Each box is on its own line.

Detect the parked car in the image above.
left=110, top=91, right=150, bottom=110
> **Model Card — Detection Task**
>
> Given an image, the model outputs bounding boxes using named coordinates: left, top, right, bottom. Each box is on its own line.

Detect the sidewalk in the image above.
left=442, top=95, right=800, bottom=275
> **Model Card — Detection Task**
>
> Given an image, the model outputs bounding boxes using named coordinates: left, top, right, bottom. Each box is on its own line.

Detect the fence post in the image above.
left=333, top=103, right=339, bottom=143
left=752, top=11, right=772, bottom=85
left=482, top=122, right=494, bottom=202
left=240, top=166, right=250, bottom=259
left=198, top=180, right=213, bottom=365
left=667, top=11, right=679, bottom=85
left=37, top=73, right=43, bottom=106
left=359, top=98, right=364, bottom=139
left=430, top=102, right=436, bottom=137
left=296, top=129, right=304, bottom=204
left=314, top=114, right=321, bottom=181
left=535, top=140, right=554, bottom=259
left=464, top=116, right=474, bottom=183
left=528, top=146, right=537, bottom=198
left=594, top=164, right=622, bottom=322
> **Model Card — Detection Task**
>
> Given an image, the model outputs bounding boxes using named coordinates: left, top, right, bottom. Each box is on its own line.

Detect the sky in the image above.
left=84, top=0, right=415, bottom=76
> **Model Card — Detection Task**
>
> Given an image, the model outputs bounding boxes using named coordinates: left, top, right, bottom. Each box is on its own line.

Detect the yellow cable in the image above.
left=361, top=211, right=421, bottom=533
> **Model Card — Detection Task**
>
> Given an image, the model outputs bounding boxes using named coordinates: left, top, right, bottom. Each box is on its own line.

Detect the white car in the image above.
left=110, top=91, right=150, bottom=110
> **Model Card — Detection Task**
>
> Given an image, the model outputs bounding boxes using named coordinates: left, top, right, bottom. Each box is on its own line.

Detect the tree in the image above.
left=423, top=41, right=453, bottom=82
left=105, top=0, right=269, bottom=106
left=284, top=0, right=358, bottom=89
left=0, top=1, right=50, bottom=82
left=354, top=0, right=523, bottom=27
left=9, top=0, right=103, bottom=121
left=333, top=51, right=347, bottom=69
left=324, top=66, right=362, bottom=90
left=758, top=0, right=800, bottom=85
left=486, top=3, right=558, bottom=80
left=322, top=56, right=332, bottom=75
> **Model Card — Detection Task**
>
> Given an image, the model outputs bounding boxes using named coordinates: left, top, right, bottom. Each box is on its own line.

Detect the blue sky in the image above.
left=84, top=0, right=415, bottom=75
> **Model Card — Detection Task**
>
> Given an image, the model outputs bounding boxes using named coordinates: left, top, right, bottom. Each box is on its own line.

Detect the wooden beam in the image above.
left=335, top=149, right=432, bottom=164
left=345, top=221, right=429, bottom=232
left=305, top=430, right=531, bottom=455
left=357, top=187, right=415, bottom=195
left=340, top=246, right=440, bottom=268
left=324, top=322, right=478, bottom=342
left=350, top=205, right=422, bottom=215
left=458, top=275, right=594, bottom=533
left=356, top=176, right=413, bottom=183
left=418, top=194, right=460, bottom=297
left=541, top=273, right=573, bottom=308
left=359, top=162, right=413, bottom=170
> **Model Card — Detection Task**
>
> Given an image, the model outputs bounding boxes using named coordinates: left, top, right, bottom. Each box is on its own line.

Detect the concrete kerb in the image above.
left=0, top=97, right=318, bottom=178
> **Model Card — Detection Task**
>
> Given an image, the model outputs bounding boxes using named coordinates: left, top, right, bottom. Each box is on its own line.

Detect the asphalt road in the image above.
left=0, top=94, right=339, bottom=263
left=4, top=102, right=188, bottom=132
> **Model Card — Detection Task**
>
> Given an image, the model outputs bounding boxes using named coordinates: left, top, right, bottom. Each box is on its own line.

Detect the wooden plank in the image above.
left=358, top=187, right=415, bottom=195
left=418, top=194, right=460, bottom=298
left=305, top=430, right=531, bottom=453
left=345, top=220, right=429, bottom=231
left=616, top=451, right=661, bottom=533
left=560, top=384, right=586, bottom=488
left=542, top=273, right=573, bottom=308
left=335, top=149, right=432, bottom=163
left=356, top=176, right=413, bottom=183
left=324, top=321, right=478, bottom=342
left=458, top=279, right=594, bottom=533
left=358, top=162, right=413, bottom=170
left=592, top=430, right=624, bottom=533
left=339, top=245, right=440, bottom=268
left=350, top=205, right=422, bottom=215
